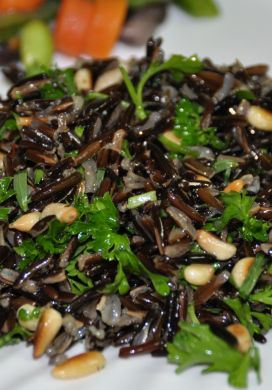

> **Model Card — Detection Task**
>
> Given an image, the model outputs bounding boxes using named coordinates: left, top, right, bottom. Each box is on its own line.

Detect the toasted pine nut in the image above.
left=227, top=323, right=252, bottom=353
left=223, top=179, right=245, bottom=193
left=95, top=67, right=124, bottom=92
left=247, top=105, right=272, bottom=131
left=16, top=116, right=32, bottom=127
left=74, top=68, right=92, bottom=91
left=196, top=175, right=211, bottom=183
left=17, top=304, right=41, bottom=332
left=34, top=307, right=62, bottom=358
left=184, top=263, right=215, bottom=286
left=52, top=351, right=106, bottom=379
left=231, top=257, right=255, bottom=288
left=41, top=203, right=78, bottom=224
left=196, top=230, right=237, bottom=261
left=9, top=212, right=41, bottom=232
left=0, top=152, right=5, bottom=170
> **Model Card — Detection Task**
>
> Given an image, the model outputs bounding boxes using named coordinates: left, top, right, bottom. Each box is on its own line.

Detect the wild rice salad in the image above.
left=0, top=38, right=272, bottom=387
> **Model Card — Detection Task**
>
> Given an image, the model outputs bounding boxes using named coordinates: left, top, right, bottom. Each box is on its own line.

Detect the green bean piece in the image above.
left=20, top=20, right=53, bottom=76
left=175, top=0, right=219, bottom=17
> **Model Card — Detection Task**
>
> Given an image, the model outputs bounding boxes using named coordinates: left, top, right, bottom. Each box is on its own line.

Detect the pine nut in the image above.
left=196, top=229, right=237, bottom=261
left=9, top=212, right=41, bottom=232
left=74, top=68, right=92, bottom=91
left=51, top=351, right=106, bottom=379
left=247, top=105, right=272, bottom=131
left=34, top=307, right=62, bottom=358
left=231, top=257, right=255, bottom=288
left=95, top=67, right=124, bottom=92
left=184, top=263, right=215, bottom=286
left=223, top=179, right=245, bottom=193
left=16, top=304, right=41, bottom=332
left=227, top=323, right=252, bottom=353
left=41, top=203, right=78, bottom=224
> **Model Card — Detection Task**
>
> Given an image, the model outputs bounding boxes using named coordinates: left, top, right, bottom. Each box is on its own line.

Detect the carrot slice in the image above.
left=54, top=0, right=95, bottom=57
left=0, top=0, right=44, bottom=12
left=84, top=0, right=128, bottom=59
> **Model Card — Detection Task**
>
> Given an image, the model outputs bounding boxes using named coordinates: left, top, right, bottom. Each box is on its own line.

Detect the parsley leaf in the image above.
left=250, top=285, right=272, bottom=306
left=159, top=98, right=225, bottom=154
left=0, top=118, right=18, bottom=140
left=174, top=98, right=225, bottom=149
left=13, top=170, right=28, bottom=212
left=0, top=324, right=31, bottom=348
left=120, top=55, right=202, bottom=120
left=224, top=297, right=260, bottom=336
left=0, top=177, right=15, bottom=204
left=41, top=67, right=77, bottom=99
left=205, top=191, right=271, bottom=242
left=213, top=158, right=239, bottom=181
left=15, top=193, right=170, bottom=296
left=167, top=322, right=260, bottom=388
left=66, top=258, right=93, bottom=295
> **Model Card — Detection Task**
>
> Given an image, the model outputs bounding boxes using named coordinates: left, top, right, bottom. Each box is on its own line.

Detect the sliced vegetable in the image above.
left=175, top=0, right=219, bottom=17
left=239, top=254, right=266, bottom=299
left=13, top=170, right=28, bottom=212
left=84, top=0, right=129, bottom=58
left=127, top=191, right=157, bottom=209
left=54, top=0, right=96, bottom=57
left=20, top=19, right=53, bottom=76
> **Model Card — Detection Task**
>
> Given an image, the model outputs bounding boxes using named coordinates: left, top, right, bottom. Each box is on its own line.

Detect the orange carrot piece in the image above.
left=0, top=0, right=44, bottom=12
left=54, top=0, right=95, bottom=57
left=84, top=0, right=128, bottom=59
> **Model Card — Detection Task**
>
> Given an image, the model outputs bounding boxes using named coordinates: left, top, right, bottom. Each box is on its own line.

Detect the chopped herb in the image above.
left=173, top=98, right=226, bottom=150
left=205, top=191, right=271, bottom=242
left=13, top=170, right=28, bottom=212
left=121, top=139, right=132, bottom=159
left=250, top=285, right=272, bottom=305
left=14, top=193, right=170, bottom=296
left=34, top=168, right=44, bottom=184
left=0, top=118, right=17, bottom=140
left=0, top=324, right=31, bottom=348
left=0, top=207, right=11, bottom=222
left=65, top=258, right=93, bottom=295
left=235, top=90, right=255, bottom=101
left=167, top=322, right=260, bottom=388
left=120, top=55, right=203, bottom=120
left=86, top=91, right=108, bottom=101
left=74, top=125, right=85, bottom=138
left=18, top=306, right=40, bottom=321
left=0, top=177, right=15, bottom=204
left=127, top=190, right=157, bottom=209
left=41, top=67, right=77, bottom=99
left=213, top=158, right=239, bottom=181
left=224, top=297, right=260, bottom=336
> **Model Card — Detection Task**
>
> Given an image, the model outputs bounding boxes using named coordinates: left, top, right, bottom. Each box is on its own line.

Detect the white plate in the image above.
left=1, top=1, right=272, bottom=389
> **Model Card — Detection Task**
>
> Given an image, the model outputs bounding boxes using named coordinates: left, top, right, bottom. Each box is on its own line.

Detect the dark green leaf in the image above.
left=13, top=170, right=28, bottom=212
left=239, top=253, right=266, bottom=298
left=167, top=322, right=259, bottom=388
left=0, top=118, right=18, bottom=140
left=250, top=285, right=272, bottom=305
left=0, top=177, right=15, bottom=204
left=175, top=0, right=219, bottom=17
left=0, top=207, right=11, bottom=222
left=224, top=297, right=260, bottom=336
left=0, top=324, right=31, bottom=348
